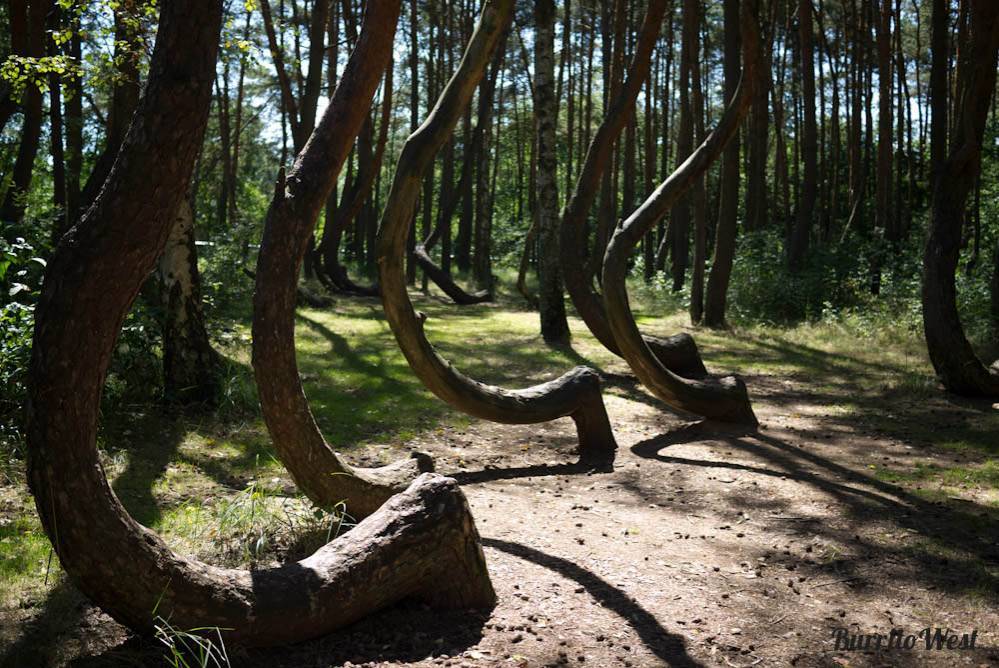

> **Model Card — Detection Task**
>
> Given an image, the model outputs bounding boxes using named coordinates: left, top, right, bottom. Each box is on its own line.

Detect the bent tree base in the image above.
left=601, top=0, right=761, bottom=426
left=377, top=0, right=617, bottom=467
left=27, top=0, right=493, bottom=647
left=252, top=0, right=434, bottom=517
left=557, top=0, right=710, bottom=385
left=414, top=242, right=491, bottom=305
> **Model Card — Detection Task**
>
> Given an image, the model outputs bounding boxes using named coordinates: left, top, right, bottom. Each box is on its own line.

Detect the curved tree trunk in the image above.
left=921, top=0, right=999, bottom=396
left=558, top=0, right=707, bottom=380
left=26, top=1, right=493, bottom=645
left=377, top=0, right=617, bottom=466
left=318, top=63, right=394, bottom=298
left=411, top=37, right=506, bottom=307
left=157, top=194, right=221, bottom=405
left=253, top=0, right=435, bottom=519
left=601, top=0, right=761, bottom=425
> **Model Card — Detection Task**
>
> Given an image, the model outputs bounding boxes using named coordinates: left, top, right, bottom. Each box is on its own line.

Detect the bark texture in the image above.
left=702, top=0, right=742, bottom=328
left=558, top=0, right=707, bottom=380
left=921, top=0, right=999, bottom=396
left=534, top=0, right=571, bottom=344
left=252, top=0, right=435, bottom=519
left=788, top=0, right=818, bottom=271
left=377, top=0, right=617, bottom=465
left=25, top=2, right=493, bottom=645
left=601, top=0, right=761, bottom=425
left=157, top=195, right=220, bottom=404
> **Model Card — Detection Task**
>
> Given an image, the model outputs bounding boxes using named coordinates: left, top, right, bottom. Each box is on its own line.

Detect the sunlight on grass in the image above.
left=0, top=512, right=57, bottom=607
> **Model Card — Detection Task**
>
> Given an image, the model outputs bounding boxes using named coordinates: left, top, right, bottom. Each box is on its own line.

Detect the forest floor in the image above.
left=2, top=286, right=999, bottom=668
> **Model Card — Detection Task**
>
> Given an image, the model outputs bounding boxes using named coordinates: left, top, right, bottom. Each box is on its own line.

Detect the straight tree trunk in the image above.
left=0, top=0, right=49, bottom=224
left=871, top=0, right=894, bottom=293
left=535, top=0, right=570, bottom=344
left=47, top=3, right=67, bottom=241
left=157, top=195, right=220, bottom=404
left=65, top=25, right=83, bottom=223
left=745, top=0, right=773, bottom=232
left=688, top=1, right=707, bottom=320
left=703, top=0, right=742, bottom=328
left=670, top=0, right=697, bottom=292
left=789, top=0, right=818, bottom=271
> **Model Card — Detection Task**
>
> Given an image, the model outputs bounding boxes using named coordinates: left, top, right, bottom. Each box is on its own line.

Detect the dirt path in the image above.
left=5, top=354, right=999, bottom=667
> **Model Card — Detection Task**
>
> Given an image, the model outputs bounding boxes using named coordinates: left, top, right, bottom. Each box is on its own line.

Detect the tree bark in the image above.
left=788, top=0, right=818, bottom=271
left=47, top=3, right=67, bottom=240
left=602, top=0, right=761, bottom=425
left=702, top=0, right=742, bottom=328
left=27, top=2, right=491, bottom=647
left=157, top=195, right=221, bottom=405
left=377, top=0, right=617, bottom=466
left=670, top=0, right=696, bottom=294
left=76, top=0, right=143, bottom=217
left=745, top=2, right=773, bottom=232
left=253, top=0, right=436, bottom=518
left=534, top=0, right=570, bottom=345
left=921, top=0, right=999, bottom=397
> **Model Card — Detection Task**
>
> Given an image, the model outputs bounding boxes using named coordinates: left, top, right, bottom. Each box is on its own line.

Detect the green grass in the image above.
left=0, top=513, right=56, bottom=607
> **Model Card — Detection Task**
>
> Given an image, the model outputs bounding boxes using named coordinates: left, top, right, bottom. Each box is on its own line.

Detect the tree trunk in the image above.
left=253, top=0, right=437, bottom=518
left=157, top=195, right=221, bottom=405
left=702, top=0, right=742, bottom=328
left=670, top=0, right=696, bottom=293
left=47, top=3, right=67, bottom=240
left=28, top=2, right=491, bottom=648
left=65, top=25, right=83, bottom=224
left=601, top=0, right=761, bottom=425
left=745, top=2, right=773, bottom=232
left=559, top=0, right=708, bottom=380
left=535, top=0, right=570, bottom=344
left=377, top=0, right=617, bottom=466
left=789, top=0, right=818, bottom=271
left=471, top=30, right=507, bottom=293
left=0, top=0, right=48, bottom=224
left=921, top=0, right=999, bottom=396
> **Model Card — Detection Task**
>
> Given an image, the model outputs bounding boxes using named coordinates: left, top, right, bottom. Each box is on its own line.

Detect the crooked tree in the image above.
left=921, top=0, right=999, bottom=396
left=378, top=0, right=618, bottom=466
left=601, top=0, right=761, bottom=426
left=252, top=0, right=435, bottom=518
left=26, top=0, right=494, bottom=644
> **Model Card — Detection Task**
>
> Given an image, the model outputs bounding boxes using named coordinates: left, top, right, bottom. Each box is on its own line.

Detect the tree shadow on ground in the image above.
left=483, top=538, right=704, bottom=667
left=451, top=460, right=609, bottom=485
left=630, top=421, right=999, bottom=601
